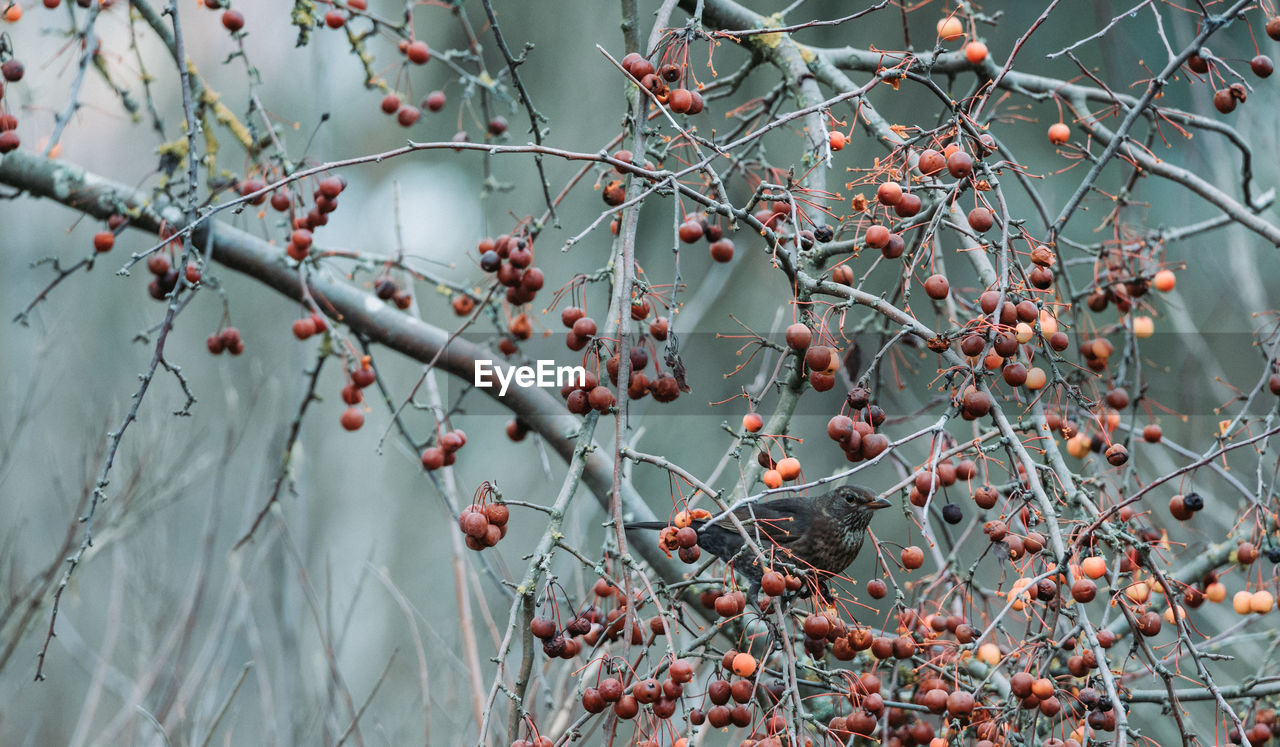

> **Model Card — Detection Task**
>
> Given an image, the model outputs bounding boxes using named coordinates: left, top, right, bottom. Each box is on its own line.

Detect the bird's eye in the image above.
left=843, top=490, right=856, bottom=502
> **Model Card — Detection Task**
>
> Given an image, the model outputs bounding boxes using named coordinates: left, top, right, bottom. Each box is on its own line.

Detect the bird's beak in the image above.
left=869, top=497, right=892, bottom=510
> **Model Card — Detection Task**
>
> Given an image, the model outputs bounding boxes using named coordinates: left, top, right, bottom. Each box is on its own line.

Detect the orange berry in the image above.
left=1132, top=315, right=1154, bottom=338
left=1153, top=269, right=1176, bottom=292
left=965, top=41, right=988, bottom=63
left=1047, top=122, right=1071, bottom=145
left=829, top=131, right=847, bottom=151
left=1080, top=556, right=1107, bottom=579
left=2, top=3, right=21, bottom=22
left=1031, top=677, right=1054, bottom=699
left=1251, top=590, right=1275, bottom=613
left=1205, top=582, right=1226, bottom=603
left=1066, top=433, right=1092, bottom=459
left=743, top=413, right=763, bottom=432
left=936, top=15, right=963, bottom=40
left=762, top=469, right=783, bottom=488
left=1234, top=590, right=1253, bottom=615
left=731, top=652, right=757, bottom=677
left=776, top=457, right=801, bottom=480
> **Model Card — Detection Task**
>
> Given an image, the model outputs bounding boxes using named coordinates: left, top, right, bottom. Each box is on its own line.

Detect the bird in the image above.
left=626, top=485, right=891, bottom=599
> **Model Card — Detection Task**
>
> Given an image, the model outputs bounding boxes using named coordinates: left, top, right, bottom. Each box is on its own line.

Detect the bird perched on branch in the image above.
left=626, top=485, right=891, bottom=600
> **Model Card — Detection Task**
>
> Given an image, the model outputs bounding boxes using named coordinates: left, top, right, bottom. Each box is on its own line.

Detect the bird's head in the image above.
left=822, top=485, right=892, bottom=528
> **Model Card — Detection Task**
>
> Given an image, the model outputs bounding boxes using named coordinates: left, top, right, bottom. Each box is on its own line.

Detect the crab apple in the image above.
left=1047, top=122, right=1071, bottom=145
left=946, top=150, right=973, bottom=178
left=239, top=178, right=267, bottom=204
left=0, top=130, right=18, bottom=153
left=93, top=231, right=115, bottom=253
left=965, top=41, right=988, bottom=63
left=743, top=412, right=763, bottom=432
left=1214, top=88, right=1237, bottom=113
left=1153, top=268, right=1176, bottom=291
left=619, top=52, right=644, bottom=77
left=937, top=15, right=964, bottom=40
left=340, top=407, right=364, bottom=431
left=678, top=219, right=703, bottom=243
left=1, top=59, right=23, bottom=82
left=923, top=274, right=949, bottom=299
left=396, top=106, right=420, bottom=127
left=730, top=652, right=756, bottom=677
left=709, top=238, right=734, bottom=262
left=221, top=9, right=244, bottom=31
left=871, top=231, right=902, bottom=259
left=876, top=181, right=902, bottom=205
left=968, top=207, right=993, bottom=232
left=785, top=323, right=812, bottom=350
left=601, top=180, right=625, bottom=206
left=805, top=345, right=833, bottom=372
left=668, top=87, right=695, bottom=113
left=1252, top=55, right=1274, bottom=78
left=776, top=457, right=801, bottom=480
left=894, top=192, right=922, bottom=217
left=1125, top=314, right=1154, bottom=339
left=917, top=148, right=945, bottom=175
left=406, top=40, right=430, bottom=64
left=864, top=224, right=890, bottom=248
left=828, top=130, right=847, bottom=151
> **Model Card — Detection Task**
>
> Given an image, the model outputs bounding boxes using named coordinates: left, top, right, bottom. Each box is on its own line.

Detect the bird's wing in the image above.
left=716, top=497, right=815, bottom=547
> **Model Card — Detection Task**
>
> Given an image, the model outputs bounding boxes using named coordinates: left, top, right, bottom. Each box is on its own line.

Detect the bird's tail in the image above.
left=624, top=521, right=671, bottom=531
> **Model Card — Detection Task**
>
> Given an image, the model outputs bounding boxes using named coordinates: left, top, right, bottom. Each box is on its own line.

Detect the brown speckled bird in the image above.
left=628, top=485, right=891, bottom=596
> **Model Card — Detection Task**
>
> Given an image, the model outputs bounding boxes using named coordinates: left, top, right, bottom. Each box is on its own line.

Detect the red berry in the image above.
left=421, top=446, right=445, bottom=470
left=923, top=274, right=949, bottom=299
left=917, top=148, right=945, bottom=175
left=894, top=193, right=921, bottom=217
left=406, top=40, right=430, bottom=64
left=678, top=220, right=703, bottom=243
left=785, top=323, right=812, bottom=351
left=946, top=151, right=973, bottom=178
left=397, top=105, right=420, bottom=127
left=967, top=207, right=994, bottom=232
left=221, top=9, right=244, bottom=31
left=340, top=407, right=364, bottom=431
left=93, top=231, right=115, bottom=253
left=292, top=317, right=317, bottom=340
left=424, top=90, right=446, bottom=111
